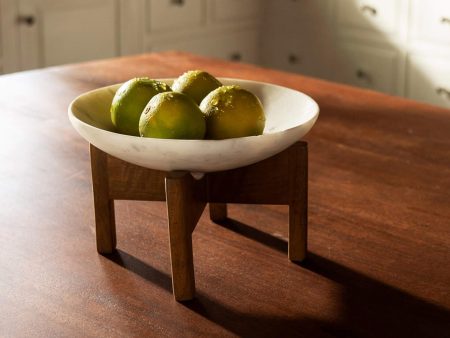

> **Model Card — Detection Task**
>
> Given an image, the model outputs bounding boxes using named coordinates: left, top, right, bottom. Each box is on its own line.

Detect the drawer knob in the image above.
left=17, top=15, right=35, bottom=26
left=361, top=5, right=377, bottom=16
left=230, top=52, right=242, bottom=62
left=441, top=17, right=450, bottom=25
left=356, top=69, right=372, bottom=82
left=436, top=87, right=450, bottom=99
left=170, top=0, right=184, bottom=6
left=288, top=54, right=301, bottom=65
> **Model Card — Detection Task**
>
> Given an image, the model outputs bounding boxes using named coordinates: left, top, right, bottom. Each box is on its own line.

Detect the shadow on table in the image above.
left=104, top=249, right=173, bottom=293
left=104, top=219, right=450, bottom=338
left=104, top=249, right=343, bottom=337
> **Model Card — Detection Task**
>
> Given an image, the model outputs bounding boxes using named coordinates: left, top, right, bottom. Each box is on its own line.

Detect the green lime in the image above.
left=111, top=78, right=171, bottom=136
left=172, top=70, right=222, bottom=105
left=139, top=92, right=206, bottom=139
left=200, top=85, right=265, bottom=140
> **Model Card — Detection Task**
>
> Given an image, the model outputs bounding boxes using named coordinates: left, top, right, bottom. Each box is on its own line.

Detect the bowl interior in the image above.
left=71, top=78, right=318, bottom=135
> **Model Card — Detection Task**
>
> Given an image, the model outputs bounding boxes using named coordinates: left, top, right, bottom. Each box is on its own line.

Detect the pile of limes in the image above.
left=110, top=70, right=265, bottom=140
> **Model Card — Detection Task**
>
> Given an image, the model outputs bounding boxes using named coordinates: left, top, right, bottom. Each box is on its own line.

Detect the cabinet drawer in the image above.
left=410, top=0, right=450, bottom=45
left=334, top=42, right=399, bottom=94
left=406, top=54, right=450, bottom=109
left=146, top=0, right=205, bottom=32
left=150, top=30, right=259, bottom=64
left=262, top=35, right=331, bottom=80
left=336, top=0, right=402, bottom=35
left=212, top=0, right=261, bottom=23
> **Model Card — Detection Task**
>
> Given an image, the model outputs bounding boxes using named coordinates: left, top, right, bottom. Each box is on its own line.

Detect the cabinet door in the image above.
left=263, top=35, right=332, bottom=80
left=410, top=0, right=450, bottom=45
left=211, top=0, right=261, bottom=23
left=18, top=0, right=119, bottom=70
left=336, top=0, right=403, bottom=36
left=262, top=0, right=333, bottom=80
left=407, top=54, right=450, bottom=109
left=334, top=42, right=399, bottom=94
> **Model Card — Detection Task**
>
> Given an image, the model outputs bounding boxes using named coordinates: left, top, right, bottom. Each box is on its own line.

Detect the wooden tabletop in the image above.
left=1, top=52, right=449, bottom=338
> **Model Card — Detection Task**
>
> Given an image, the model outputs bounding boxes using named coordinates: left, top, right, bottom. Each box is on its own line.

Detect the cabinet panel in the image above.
left=18, top=0, right=119, bottom=70
left=410, top=0, right=450, bottom=45
left=150, top=30, right=259, bottom=64
left=262, top=0, right=333, bottom=80
left=0, top=3, right=2, bottom=57
left=212, top=0, right=261, bottom=23
left=146, top=0, right=205, bottom=33
left=407, top=54, right=450, bottom=109
left=0, top=0, right=20, bottom=73
left=0, top=3, right=2, bottom=73
left=336, top=0, right=402, bottom=35
left=263, top=35, right=331, bottom=80
left=334, top=42, right=399, bottom=94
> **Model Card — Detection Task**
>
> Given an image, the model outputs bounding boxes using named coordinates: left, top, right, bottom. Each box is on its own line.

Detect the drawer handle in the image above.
left=436, top=87, right=450, bottom=99
left=170, top=0, right=184, bottom=6
left=17, top=15, right=36, bottom=26
left=441, top=17, right=450, bottom=24
left=288, top=54, right=301, bottom=65
left=356, top=69, right=372, bottom=82
left=361, top=5, right=377, bottom=16
left=230, top=52, right=242, bottom=62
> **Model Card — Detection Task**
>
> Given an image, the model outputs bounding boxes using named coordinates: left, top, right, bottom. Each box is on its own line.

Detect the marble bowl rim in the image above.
left=68, top=77, right=320, bottom=143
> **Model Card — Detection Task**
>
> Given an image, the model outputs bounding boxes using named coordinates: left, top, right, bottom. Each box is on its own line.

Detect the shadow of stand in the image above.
left=103, top=249, right=344, bottom=338
left=104, top=219, right=450, bottom=338
left=215, top=218, right=450, bottom=338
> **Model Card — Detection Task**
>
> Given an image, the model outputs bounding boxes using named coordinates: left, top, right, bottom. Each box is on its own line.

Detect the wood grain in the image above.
left=107, top=155, right=166, bottom=201
left=0, top=51, right=449, bottom=337
left=165, top=171, right=206, bottom=301
left=90, top=144, right=116, bottom=253
left=209, top=203, right=228, bottom=222
left=288, top=142, right=308, bottom=261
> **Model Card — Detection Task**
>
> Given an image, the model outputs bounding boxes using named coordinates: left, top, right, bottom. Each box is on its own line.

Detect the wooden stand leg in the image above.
left=165, top=172, right=206, bottom=301
left=90, top=144, right=116, bottom=254
left=209, top=203, right=227, bottom=222
left=208, top=142, right=309, bottom=262
left=89, top=142, right=309, bottom=299
left=288, top=143, right=308, bottom=262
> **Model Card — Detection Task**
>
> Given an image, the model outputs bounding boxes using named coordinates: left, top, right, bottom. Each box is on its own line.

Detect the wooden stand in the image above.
left=90, top=141, right=308, bottom=301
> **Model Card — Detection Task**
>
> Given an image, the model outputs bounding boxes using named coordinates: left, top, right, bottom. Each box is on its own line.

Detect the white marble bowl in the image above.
left=68, top=78, right=319, bottom=173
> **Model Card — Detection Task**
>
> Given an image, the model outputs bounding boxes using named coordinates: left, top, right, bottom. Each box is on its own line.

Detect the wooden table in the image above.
left=1, top=52, right=449, bottom=338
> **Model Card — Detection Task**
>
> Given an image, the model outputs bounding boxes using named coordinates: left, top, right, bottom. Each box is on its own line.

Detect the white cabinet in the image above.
left=332, top=0, right=409, bottom=96
left=410, top=0, right=450, bottom=45
left=261, top=0, right=334, bottom=79
left=0, top=0, right=263, bottom=74
left=336, top=0, right=405, bottom=37
left=408, top=0, right=450, bottom=107
left=334, top=42, right=400, bottom=94
left=3, top=0, right=449, bottom=110
left=143, top=0, right=262, bottom=64
left=16, top=0, right=119, bottom=71
left=407, top=54, right=450, bottom=109
left=263, top=0, right=450, bottom=109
